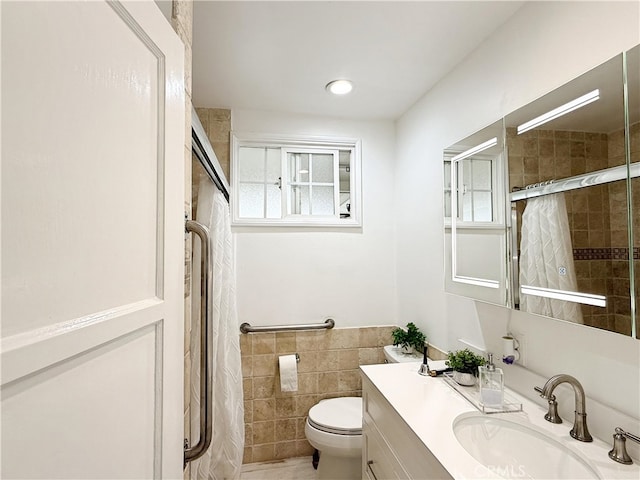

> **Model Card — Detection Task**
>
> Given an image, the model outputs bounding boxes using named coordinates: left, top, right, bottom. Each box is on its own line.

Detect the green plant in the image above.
left=446, top=349, right=486, bottom=375
left=391, top=322, right=427, bottom=351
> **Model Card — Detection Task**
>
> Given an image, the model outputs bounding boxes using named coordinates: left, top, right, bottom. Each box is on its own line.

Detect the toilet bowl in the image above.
left=305, top=397, right=362, bottom=480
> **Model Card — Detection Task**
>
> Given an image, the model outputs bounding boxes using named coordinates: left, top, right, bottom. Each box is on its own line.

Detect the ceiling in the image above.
left=189, top=1, right=525, bottom=121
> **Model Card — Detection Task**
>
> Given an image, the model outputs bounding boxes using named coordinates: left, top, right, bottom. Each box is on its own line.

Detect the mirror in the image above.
left=627, top=44, right=639, bottom=338
left=505, top=51, right=638, bottom=337
left=444, top=46, right=639, bottom=339
left=444, top=120, right=508, bottom=306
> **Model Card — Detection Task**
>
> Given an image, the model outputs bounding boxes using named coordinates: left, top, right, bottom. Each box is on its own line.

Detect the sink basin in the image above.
left=453, top=413, right=601, bottom=479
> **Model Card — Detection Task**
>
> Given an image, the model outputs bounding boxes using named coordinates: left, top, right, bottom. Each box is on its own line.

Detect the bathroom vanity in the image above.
left=360, top=362, right=640, bottom=480
left=362, top=375, right=451, bottom=479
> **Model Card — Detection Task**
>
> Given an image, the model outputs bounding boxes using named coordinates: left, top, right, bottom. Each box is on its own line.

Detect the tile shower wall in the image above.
left=167, top=1, right=194, bottom=478
left=239, top=326, right=397, bottom=464
left=508, top=126, right=635, bottom=334
left=195, top=107, right=231, bottom=180
left=192, top=108, right=231, bottom=222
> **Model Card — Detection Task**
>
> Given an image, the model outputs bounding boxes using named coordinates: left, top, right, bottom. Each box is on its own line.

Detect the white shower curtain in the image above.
left=190, top=178, right=244, bottom=480
left=519, top=192, right=583, bottom=324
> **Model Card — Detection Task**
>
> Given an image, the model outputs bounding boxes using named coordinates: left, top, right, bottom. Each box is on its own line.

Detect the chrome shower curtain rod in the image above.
left=191, top=107, right=230, bottom=202
left=510, top=162, right=640, bottom=202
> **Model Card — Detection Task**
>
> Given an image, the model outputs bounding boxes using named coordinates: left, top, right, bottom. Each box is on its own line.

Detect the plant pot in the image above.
left=400, top=345, right=414, bottom=355
left=453, top=371, right=476, bottom=386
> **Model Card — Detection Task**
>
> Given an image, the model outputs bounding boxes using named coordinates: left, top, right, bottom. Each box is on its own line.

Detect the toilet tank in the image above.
left=383, top=345, right=422, bottom=363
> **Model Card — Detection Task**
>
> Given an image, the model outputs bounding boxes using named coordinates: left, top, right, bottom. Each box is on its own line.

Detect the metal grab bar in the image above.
left=184, top=220, right=213, bottom=466
left=240, top=318, right=335, bottom=334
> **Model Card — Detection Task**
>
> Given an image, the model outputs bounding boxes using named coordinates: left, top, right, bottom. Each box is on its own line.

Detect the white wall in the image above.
left=232, top=109, right=396, bottom=328
left=395, top=0, right=640, bottom=428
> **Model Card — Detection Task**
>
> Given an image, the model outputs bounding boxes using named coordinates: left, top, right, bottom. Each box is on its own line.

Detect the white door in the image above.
left=1, top=1, right=185, bottom=478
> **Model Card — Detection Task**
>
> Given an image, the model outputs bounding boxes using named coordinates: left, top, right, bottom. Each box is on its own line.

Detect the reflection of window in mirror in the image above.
left=444, top=154, right=497, bottom=224
left=231, top=134, right=361, bottom=227
left=443, top=120, right=507, bottom=305
left=462, top=156, right=493, bottom=221
left=444, top=160, right=452, bottom=218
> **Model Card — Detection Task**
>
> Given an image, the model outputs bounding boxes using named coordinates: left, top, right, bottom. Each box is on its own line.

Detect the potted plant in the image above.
left=446, top=349, right=486, bottom=386
left=391, top=322, right=426, bottom=354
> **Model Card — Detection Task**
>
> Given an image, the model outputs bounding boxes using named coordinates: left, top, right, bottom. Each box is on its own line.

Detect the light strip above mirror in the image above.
left=520, top=285, right=606, bottom=307
left=450, top=137, right=498, bottom=162
left=516, top=89, right=600, bottom=135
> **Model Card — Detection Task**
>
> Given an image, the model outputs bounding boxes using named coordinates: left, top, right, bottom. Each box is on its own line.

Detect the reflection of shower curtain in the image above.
left=519, top=193, right=583, bottom=324
left=191, top=178, right=244, bottom=479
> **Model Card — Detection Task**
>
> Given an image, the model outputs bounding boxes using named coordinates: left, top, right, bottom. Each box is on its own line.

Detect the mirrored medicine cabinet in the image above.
left=444, top=44, right=639, bottom=339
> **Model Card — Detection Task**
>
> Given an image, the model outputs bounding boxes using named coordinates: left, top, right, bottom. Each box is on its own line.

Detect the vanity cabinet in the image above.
left=362, top=376, right=452, bottom=480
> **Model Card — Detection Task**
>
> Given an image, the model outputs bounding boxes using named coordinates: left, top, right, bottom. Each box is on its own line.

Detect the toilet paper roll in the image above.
left=279, top=354, right=298, bottom=392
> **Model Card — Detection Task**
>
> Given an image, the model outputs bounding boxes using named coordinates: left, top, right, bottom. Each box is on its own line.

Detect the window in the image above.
left=444, top=152, right=501, bottom=225
left=231, top=133, right=361, bottom=226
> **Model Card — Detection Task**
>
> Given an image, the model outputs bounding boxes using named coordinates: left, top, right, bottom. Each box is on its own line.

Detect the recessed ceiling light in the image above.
left=326, top=79, right=353, bottom=95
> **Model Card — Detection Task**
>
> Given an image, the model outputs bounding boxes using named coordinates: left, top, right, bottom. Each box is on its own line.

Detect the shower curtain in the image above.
left=519, top=192, right=583, bottom=324
left=190, top=178, right=244, bottom=480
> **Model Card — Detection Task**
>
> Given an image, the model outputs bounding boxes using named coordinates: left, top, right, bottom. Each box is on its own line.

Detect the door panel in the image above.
left=2, top=0, right=162, bottom=337
left=1, top=1, right=185, bottom=478
left=2, top=324, right=159, bottom=479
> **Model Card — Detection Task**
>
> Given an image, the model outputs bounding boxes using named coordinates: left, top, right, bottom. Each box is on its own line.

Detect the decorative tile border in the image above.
left=573, top=247, right=640, bottom=260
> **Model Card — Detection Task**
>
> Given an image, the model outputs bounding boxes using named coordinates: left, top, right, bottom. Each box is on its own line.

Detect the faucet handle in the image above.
left=543, top=395, right=562, bottom=424
left=534, top=386, right=562, bottom=424
left=609, top=427, right=640, bottom=465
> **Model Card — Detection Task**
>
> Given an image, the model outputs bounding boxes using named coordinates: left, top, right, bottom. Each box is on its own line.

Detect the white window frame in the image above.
left=231, top=132, right=362, bottom=227
left=444, top=150, right=504, bottom=228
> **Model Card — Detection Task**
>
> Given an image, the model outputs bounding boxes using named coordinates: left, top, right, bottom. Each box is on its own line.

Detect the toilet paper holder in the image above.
left=295, top=353, right=300, bottom=363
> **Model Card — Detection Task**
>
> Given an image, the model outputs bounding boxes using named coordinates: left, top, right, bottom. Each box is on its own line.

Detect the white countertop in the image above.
left=360, top=362, right=640, bottom=480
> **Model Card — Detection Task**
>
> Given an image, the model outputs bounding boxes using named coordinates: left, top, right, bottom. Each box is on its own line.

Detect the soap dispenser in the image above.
left=479, top=353, right=504, bottom=408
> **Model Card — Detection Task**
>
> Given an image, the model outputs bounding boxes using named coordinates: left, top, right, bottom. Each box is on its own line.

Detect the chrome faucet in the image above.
left=534, top=374, right=593, bottom=442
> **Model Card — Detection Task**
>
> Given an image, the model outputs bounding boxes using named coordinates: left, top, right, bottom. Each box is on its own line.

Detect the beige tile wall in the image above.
left=239, top=326, right=398, bottom=464
left=168, top=1, right=194, bottom=478
left=195, top=108, right=231, bottom=181
left=191, top=108, right=230, bottom=224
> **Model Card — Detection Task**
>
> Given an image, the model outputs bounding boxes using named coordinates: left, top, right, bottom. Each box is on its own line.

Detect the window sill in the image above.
left=232, top=217, right=362, bottom=229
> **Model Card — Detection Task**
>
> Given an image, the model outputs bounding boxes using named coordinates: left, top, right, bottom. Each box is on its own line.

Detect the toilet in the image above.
left=305, top=346, right=419, bottom=479
left=383, top=344, right=422, bottom=363
left=383, top=344, right=449, bottom=370
left=305, top=396, right=362, bottom=480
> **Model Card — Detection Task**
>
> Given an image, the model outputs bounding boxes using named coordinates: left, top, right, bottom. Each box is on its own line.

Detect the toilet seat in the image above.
left=307, top=397, right=362, bottom=435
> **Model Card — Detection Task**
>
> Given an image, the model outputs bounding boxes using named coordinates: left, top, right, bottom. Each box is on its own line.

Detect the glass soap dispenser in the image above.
left=479, top=353, right=504, bottom=408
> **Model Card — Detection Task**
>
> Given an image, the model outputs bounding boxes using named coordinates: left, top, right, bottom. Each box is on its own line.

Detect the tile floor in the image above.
left=240, top=456, right=317, bottom=480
